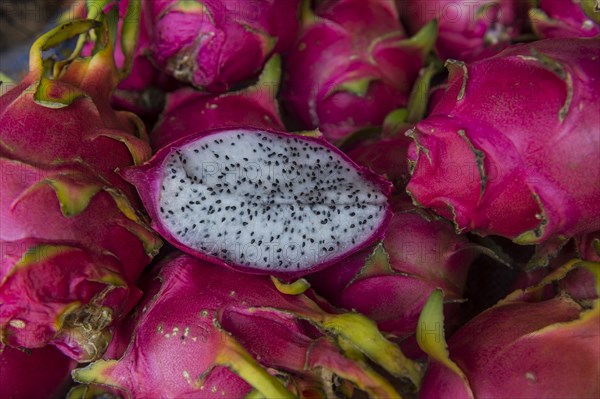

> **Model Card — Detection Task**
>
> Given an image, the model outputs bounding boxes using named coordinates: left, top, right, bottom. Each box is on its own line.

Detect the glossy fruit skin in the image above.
left=0, top=20, right=161, bottom=361
left=72, top=253, right=412, bottom=399
left=0, top=345, right=77, bottom=399
left=406, top=38, right=600, bottom=247
left=150, top=56, right=285, bottom=150
left=145, top=0, right=300, bottom=92
left=420, top=294, right=600, bottom=399
left=310, top=200, right=478, bottom=349
left=282, top=0, right=436, bottom=141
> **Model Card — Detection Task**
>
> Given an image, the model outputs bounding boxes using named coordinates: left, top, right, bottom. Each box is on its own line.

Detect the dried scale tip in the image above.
left=71, top=254, right=419, bottom=398
left=0, top=9, right=160, bottom=361
left=406, top=38, right=600, bottom=261
left=123, top=127, right=393, bottom=277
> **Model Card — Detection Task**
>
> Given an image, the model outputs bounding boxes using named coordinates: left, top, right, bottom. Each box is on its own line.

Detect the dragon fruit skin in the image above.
left=122, top=127, right=394, bottom=277
left=399, top=0, right=530, bottom=61
left=150, top=56, right=285, bottom=150
left=419, top=269, right=600, bottom=399
left=0, top=159, right=159, bottom=274
left=72, top=253, right=420, bottom=398
left=0, top=19, right=161, bottom=361
left=309, top=202, right=478, bottom=344
left=281, top=0, right=437, bottom=141
left=145, top=0, right=300, bottom=92
left=0, top=55, right=152, bottom=201
left=530, top=0, right=600, bottom=39
left=406, top=38, right=600, bottom=248
left=0, top=344, right=77, bottom=399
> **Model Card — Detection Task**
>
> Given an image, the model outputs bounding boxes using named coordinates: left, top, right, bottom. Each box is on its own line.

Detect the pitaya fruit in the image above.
left=144, top=0, right=301, bottom=92
left=530, top=0, right=600, bottom=39
left=150, top=55, right=285, bottom=150
left=72, top=253, right=421, bottom=398
left=0, top=18, right=161, bottom=360
left=122, top=127, right=393, bottom=277
left=398, top=0, right=530, bottom=61
left=73, top=0, right=181, bottom=118
left=309, top=199, right=485, bottom=350
left=281, top=0, right=437, bottom=141
left=417, top=260, right=600, bottom=398
left=406, top=38, right=600, bottom=258
left=0, top=344, right=76, bottom=399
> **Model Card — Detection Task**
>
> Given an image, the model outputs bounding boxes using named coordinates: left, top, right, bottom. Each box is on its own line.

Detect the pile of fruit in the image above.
left=1, top=0, right=598, bottom=398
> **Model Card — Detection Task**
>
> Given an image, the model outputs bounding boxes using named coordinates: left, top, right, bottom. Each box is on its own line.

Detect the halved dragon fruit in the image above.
left=72, top=253, right=421, bottom=398
left=0, top=18, right=161, bottom=360
left=399, top=0, right=530, bottom=61
left=144, top=0, right=300, bottom=92
left=0, top=344, right=76, bottom=399
left=123, top=128, right=393, bottom=276
left=418, top=261, right=600, bottom=398
left=281, top=0, right=437, bottom=141
left=530, top=0, right=600, bottom=39
left=150, top=55, right=285, bottom=150
left=406, top=38, right=600, bottom=255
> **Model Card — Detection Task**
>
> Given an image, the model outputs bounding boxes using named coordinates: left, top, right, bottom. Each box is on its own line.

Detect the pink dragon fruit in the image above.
left=281, top=0, right=437, bottom=141
left=72, top=253, right=421, bottom=398
left=530, top=0, right=600, bottom=39
left=309, top=198, right=484, bottom=351
left=73, top=0, right=181, bottom=118
left=417, top=261, right=600, bottom=398
left=122, top=127, right=393, bottom=277
left=406, top=38, right=600, bottom=257
left=0, top=344, right=76, bottom=399
left=399, top=0, right=530, bottom=61
left=0, top=19, right=161, bottom=360
left=150, top=55, right=285, bottom=150
left=144, top=0, right=301, bottom=92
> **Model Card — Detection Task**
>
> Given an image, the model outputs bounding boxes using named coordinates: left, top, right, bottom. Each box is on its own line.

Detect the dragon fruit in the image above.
left=144, top=0, right=300, bottom=92
left=530, top=0, right=600, bottom=39
left=74, top=0, right=180, bottom=118
left=281, top=0, right=437, bottom=141
left=72, top=253, right=421, bottom=398
left=309, top=198, right=484, bottom=350
left=0, top=344, right=76, bottom=399
left=417, top=260, right=600, bottom=398
left=0, top=18, right=161, bottom=360
left=150, top=55, right=285, bottom=150
left=122, top=127, right=393, bottom=276
left=406, top=38, right=600, bottom=256
left=398, top=0, right=530, bottom=61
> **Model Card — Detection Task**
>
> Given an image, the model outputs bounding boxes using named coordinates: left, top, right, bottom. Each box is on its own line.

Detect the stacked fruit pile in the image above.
left=1, top=1, right=598, bottom=398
